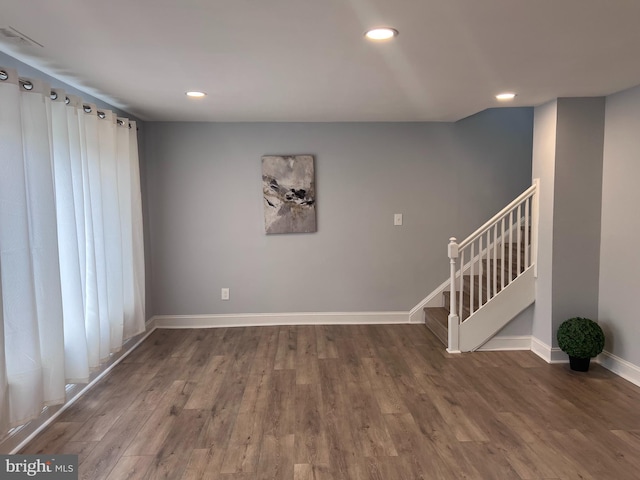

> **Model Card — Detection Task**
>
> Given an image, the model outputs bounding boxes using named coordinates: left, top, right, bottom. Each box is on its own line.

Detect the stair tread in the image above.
left=424, top=306, right=448, bottom=346
left=424, top=236, right=534, bottom=347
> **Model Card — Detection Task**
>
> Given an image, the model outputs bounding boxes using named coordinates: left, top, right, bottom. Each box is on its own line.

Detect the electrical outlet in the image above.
left=221, top=288, right=230, bottom=300
left=394, top=213, right=403, bottom=226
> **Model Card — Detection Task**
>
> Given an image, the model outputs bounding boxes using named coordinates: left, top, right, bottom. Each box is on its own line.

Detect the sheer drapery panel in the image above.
left=0, top=67, right=145, bottom=432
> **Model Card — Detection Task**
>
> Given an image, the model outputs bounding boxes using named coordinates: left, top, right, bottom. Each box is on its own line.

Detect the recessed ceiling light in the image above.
left=365, top=27, right=399, bottom=40
left=186, top=91, right=207, bottom=98
left=496, top=92, right=516, bottom=101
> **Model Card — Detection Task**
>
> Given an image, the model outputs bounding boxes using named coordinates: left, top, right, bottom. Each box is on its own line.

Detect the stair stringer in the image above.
left=458, top=266, right=535, bottom=352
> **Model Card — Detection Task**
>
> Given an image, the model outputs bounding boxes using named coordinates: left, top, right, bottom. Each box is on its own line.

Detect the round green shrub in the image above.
left=557, top=317, right=605, bottom=359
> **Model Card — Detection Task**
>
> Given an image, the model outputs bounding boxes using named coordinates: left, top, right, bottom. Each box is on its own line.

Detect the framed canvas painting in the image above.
left=262, top=155, right=316, bottom=234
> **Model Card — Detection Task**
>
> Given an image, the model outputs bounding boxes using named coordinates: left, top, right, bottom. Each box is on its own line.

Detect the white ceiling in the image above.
left=1, top=0, right=640, bottom=122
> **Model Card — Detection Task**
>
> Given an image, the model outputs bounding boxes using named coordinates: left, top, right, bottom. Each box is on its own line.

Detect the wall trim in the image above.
left=477, top=335, right=532, bottom=351
left=409, top=279, right=449, bottom=323
left=531, top=336, right=567, bottom=363
left=153, top=311, right=411, bottom=329
left=480, top=338, right=640, bottom=388
left=596, top=351, right=640, bottom=388
left=3, top=319, right=157, bottom=454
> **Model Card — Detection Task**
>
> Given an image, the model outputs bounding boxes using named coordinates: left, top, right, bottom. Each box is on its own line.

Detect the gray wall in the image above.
left=552, top=98, right=605, bottom=339
left=599, top=84, right=640, bottom=366
left=145, top=109, right=533, bottom=316
left=531, top=98, right=605, bottom=349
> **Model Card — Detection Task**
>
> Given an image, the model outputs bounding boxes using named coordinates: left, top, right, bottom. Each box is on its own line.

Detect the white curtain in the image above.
left=0, top=67, right=145, bottom=432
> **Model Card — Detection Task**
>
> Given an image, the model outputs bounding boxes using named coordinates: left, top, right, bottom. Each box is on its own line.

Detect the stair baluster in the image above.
left=426, top=180, right=539, bottom=351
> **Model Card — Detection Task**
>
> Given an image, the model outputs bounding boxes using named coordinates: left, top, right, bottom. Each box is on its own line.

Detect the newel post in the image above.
left=447, top=237, right=460, bottom=353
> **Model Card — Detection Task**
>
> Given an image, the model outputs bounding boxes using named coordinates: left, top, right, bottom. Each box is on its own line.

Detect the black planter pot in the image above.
left=569, top=356, right=591, bottom=372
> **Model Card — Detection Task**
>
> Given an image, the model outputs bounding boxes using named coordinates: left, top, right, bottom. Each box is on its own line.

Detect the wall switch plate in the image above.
left=221, top=288, right=230, bottom=300
left=394, top=213, right=403, bottom=226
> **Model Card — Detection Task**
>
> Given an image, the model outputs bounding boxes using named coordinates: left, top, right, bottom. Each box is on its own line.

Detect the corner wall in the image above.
left=552, top=98, right=605, bottom=334
left=599, top=84, right=640, bottom=369
left=531, top=97, right=605, bottom=359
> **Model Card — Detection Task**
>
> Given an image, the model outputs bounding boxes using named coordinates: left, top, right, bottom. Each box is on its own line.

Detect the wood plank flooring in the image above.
left=21, top=325, right=640, bottom=479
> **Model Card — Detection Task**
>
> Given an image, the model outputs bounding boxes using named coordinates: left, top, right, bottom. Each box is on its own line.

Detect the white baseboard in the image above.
left=145, top=316, right=156, bottom=331
left=477, top=335, right=532, bottom=351
left=487, top=337, right=640, bottom=387
left=596, top=351, right=640, bottom=388
left=409, top=279, right=449, bottom=323
left=530, top=336, right=567, bottom=363
left=4, top=319, right=157, bottom=454
left=153, top=311, right=411, bottom=329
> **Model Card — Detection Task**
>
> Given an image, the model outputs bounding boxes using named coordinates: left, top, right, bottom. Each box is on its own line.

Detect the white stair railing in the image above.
left=447, top=179, right=539, bottom=353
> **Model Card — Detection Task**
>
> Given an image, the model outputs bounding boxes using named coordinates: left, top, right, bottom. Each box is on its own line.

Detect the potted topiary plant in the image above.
left=557, top=317, right=605, bottom=372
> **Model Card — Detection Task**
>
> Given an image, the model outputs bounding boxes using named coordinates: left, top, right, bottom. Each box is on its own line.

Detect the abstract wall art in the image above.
left=262, top=155, right=316, bottom=234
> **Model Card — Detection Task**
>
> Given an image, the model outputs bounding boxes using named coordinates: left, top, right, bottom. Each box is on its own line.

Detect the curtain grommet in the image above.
left=20, top=79, right=33, bottom=91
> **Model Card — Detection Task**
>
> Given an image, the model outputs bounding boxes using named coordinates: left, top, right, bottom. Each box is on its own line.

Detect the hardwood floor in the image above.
left=21, top=325, right=640, bottom=479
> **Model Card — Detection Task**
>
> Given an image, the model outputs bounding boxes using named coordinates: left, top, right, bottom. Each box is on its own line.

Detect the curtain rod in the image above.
left=0, top=68, right=135, bottom=129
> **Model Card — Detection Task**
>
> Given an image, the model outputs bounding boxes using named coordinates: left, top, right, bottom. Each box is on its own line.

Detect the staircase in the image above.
left=425, top=235, right=529, bottom=345
left=425, top=181, right=538, bottom=352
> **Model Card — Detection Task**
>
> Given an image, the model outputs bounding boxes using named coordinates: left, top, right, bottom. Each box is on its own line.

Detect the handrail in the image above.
left=458, top=184, right=536, bottom=250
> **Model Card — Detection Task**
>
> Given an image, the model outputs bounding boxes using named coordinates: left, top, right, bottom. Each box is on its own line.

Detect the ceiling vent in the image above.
left=0, top=26, right=43, bottom=48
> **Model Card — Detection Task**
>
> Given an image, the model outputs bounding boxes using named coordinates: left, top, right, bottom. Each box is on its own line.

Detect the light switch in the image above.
left=394, top=213, right=403, bottom=226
